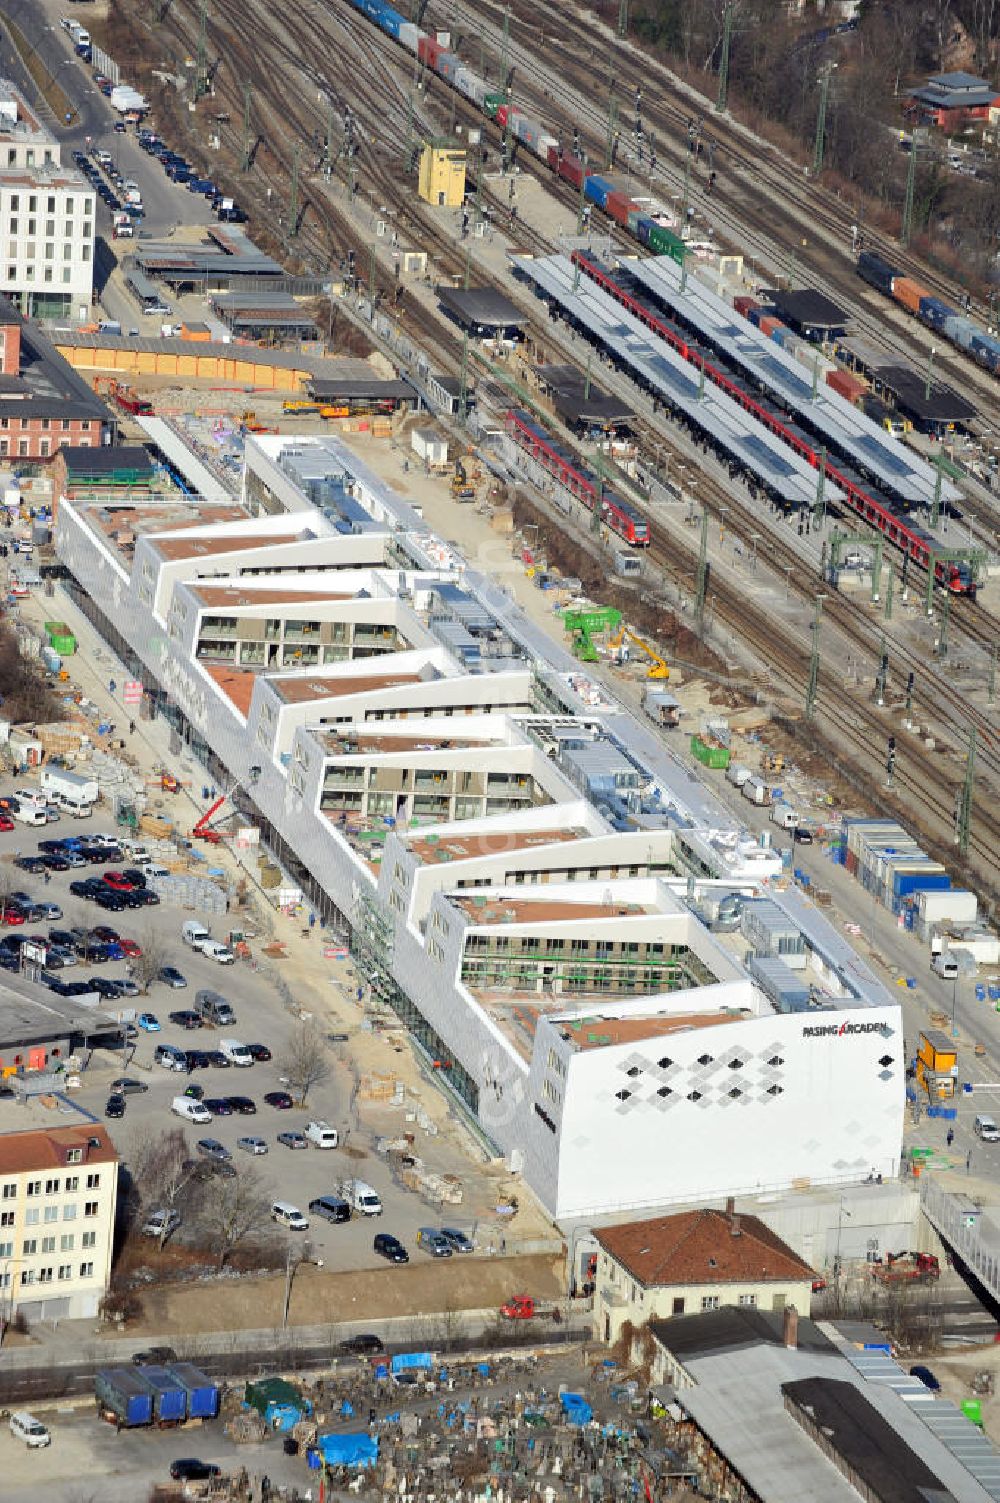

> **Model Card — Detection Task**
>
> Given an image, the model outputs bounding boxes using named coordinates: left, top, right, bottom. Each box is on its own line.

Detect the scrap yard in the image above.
left=5, top=1, right=1000, bottom=1500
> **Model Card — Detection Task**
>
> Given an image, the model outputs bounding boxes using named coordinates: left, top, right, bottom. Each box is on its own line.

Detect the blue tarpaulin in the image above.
left=560, top=1393, right=593, bottom=1427
left=390, top=1351, right=434, bottom=1374
left=313, top=1432, right=380, bottom=1468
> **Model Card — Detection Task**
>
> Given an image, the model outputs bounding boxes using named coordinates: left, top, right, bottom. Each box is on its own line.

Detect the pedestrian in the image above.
left=43, top=869, right=50, bottom=885
left=129, top=720, right=136, bottom=736
left=967, top=1150, right=973, bottom=1173
left=946, top=1127, right=955, bottom=1148
left=109, top=679, right=116, bottom=695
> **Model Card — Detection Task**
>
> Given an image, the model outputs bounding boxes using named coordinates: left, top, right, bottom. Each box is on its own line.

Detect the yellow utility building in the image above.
left=418, top=138, right=467, bottom=208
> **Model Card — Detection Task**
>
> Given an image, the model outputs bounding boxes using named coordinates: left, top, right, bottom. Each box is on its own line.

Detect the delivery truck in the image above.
left=40, top=767, right=98, bottom=807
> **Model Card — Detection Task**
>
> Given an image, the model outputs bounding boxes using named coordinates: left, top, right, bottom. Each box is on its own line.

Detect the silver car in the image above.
left=237, top=1136, right=267, bottom=1155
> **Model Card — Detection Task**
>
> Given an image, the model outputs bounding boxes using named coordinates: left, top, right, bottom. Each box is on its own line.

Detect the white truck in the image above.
left=726, top=763, right=752, bottom=789
left=305, top=1120, right=339, bottom=1149
left=338, top=1178, right=382, bottom=1216
left=219, top=1039, right=253, bottom=1067
left=110, top=84, right=148, bottom=115
left=741, top=775, right=771, bottom=807
left=40, top=767, right=98, bottom=807
left=769, top=804, right=798, bottom=830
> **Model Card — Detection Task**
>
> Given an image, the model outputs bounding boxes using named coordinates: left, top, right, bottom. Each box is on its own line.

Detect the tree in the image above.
left=128, top=926, right=171, bottom=995
left=128, top=1126, right=202, bottom=1246
left=196, top=1163, right=272, bottom=1270
left=278, top=1022, right=331, bottom=1108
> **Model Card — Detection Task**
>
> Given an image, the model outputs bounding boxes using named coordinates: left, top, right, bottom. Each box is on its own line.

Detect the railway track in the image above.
left=117, top=0, right=1000, bottom=890
left=431, top=0, right=1000, bottom=536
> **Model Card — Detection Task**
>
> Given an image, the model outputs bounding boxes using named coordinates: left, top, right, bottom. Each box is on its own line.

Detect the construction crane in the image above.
left=608, top=626, right=669, bottom=679
left=191, top=778, right=255, bottom=844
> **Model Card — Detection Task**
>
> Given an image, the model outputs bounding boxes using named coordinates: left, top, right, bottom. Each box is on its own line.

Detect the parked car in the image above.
left=142, top=1208, right=181, bottom=1239
left=195, top=1138, right=231, bottom=1163
left=277, top=1130, right=308, bottom=1150
left=160, top=966, right=187, bottom=988
left=226, top=1096, right=256, bottom=1115
left=264, top=1091, right=293, bottom=1109
left=374, top=1233, right=408, bottom=1264
left=340, top=1333, right=384, bottom=1354
left=110, top=1077, right=148, bottom=1096
left=170, top=1009, right=202, bottom=1029
left=132, top=1346, right=178, bottom=1367
left=910, top=1364, right=941, bottom=1391
left=416, top=1227, right=453, bottom=1258
left=138, top=1012, right=160, bottom=1032
left=237, top=1135, right=267, bottom=1155
left=441, top=1227, right=474, bottom=1254
left=184, top=1083, right=205, bottom=1101
left=105, top=1093, right=126, bottom=1119
left=246, top=1043, right=272, bottom=1062
left=169, top=1461, right=220, bottom=1483
left=204, top=1098, right=233, bottom=1117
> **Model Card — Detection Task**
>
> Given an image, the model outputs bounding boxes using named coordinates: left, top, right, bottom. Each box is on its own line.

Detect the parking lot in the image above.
left=0, top=806, right=484, bottom=1276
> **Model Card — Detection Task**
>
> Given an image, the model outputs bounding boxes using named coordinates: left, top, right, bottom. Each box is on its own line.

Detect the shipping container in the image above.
left=583, top=174, right=612, bottom=209
left=826, top=368, right=867, bottom=405
left=647, top=222, right=685, bottom=264
left=627, top=207, right=644, bottom=234
left=96, top=1369, right=154, bottom=1428
left=856, top=250, right=898, bottom=295
left=690, top=734, right=730, bottom=770
left=455, top=68, right=487, bottom=106
left=635, top=215, right=654, bottom=247
left=437, top=51, right=461, bottom=82
left=134, top=1365, right=188, bottom=1425
left=483, top=91, right=506, bottom=120
left=557, top=152, right=584, bottom=189
left=943, top=313, right=977, bottom=348
left=769, top=323, right=789, bottom=344
left=167, top=1363, right=220, bottom=1420
left=971, top=332, right=1000, bottom=372
left=605, top=191, right=635, bottom=226
left=536, top=134, right=559, bottom=162
left=733, top=295, right=756, bottom=317
left=892, top=276, right=928, bottom=315
left=759, top=315, right=781, bottom=338
left=918, top=295, right=954, bottom=330
left=495, top=103, right=510, bottom=129
left=417, top=34, right=442, bottom=69
left=397, top=21, right=420, bottom=52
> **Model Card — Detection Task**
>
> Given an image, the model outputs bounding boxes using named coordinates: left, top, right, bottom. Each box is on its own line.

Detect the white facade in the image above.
left=53, top=435, right=904, bottom=1221
left=0, top=82, right=94, bottom=317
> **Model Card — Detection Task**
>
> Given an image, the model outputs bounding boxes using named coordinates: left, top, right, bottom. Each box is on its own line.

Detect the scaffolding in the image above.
left=351, top=886, right=395, bottom=1003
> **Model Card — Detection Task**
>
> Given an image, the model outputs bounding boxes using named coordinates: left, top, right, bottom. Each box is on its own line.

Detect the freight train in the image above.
left=857, top=251, right=1000, bottom=377
left=573, top=252, right=975, bottom=595
left=505, top=408, right=651, bottom=545
left=344, top=0, right=687, bottom=262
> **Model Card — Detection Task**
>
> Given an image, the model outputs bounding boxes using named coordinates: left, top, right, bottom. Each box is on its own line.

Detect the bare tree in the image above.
left=196, top=1163, right=272, bottom=1270
left=278, top=1022, right=331, bottom=1107
left=128, top=926, right=171, bottom=995
left=128, top=1126, right=202, bottom=1246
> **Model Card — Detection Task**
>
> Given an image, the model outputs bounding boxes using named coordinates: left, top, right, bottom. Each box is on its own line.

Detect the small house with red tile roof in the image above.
left=593, top=1198, right=815, bottom=1342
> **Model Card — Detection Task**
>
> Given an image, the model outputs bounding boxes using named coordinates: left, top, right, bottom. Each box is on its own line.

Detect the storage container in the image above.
left=826, top=368, right=867, bottom=405
left=605, top=191, right=635, bottom=226
left=892, top=276, right=928, bottom=315
left=918, top=295, right=954, bottom=330
left=583, top=174, right=612, bottom=209
left=44, top=621, right=76, bottom=655
left=398, top=21, right=419, bottom=51
left=943, top=314, right=977, bottom=348
left=647, top=222, right=685, bottom=264
left=483, top=91, right=506, bottom=120
left=134, top=1366, right=188, bottom=1424
left=437, top=51, right=461, bottom=82
left=690, top=734, right=730, bottom=770
left=95, top=1369, right=154, bottom=1428
left=456, top=69, right=487, bottom=106
left=759, top=315, right=781, bottom=338
left=167, top=1363, right=220, bottom=1420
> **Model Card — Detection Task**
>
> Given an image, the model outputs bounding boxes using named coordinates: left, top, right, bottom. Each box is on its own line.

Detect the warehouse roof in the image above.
left=60, top=444, right=154, bottom=481
left=768, top=288, right=848, bottom=330
left=437, top=285, right=525, bottom=330
left=876, top=365, right=977, bottom=424
left=596, top=1206, right=814, bottom=1289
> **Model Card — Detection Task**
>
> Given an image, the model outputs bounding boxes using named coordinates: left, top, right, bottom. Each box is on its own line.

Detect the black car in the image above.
left=136, top=888, right=160, bottom=906
left=14, top=856, right=45, bottom=873
left=339, top=1333, right=384, bottom=1354
left=105, top=1093, right=126, bottom=1119
left=793, top=827, right=814, bottom=844
left=95, top=893, right=127, bottom=912
left=184, top=1049, right=210, bottom=1071
left=170, top=1010, right=202, bottom=1030
left=206, top=1051, right=230, bottom=1069
left=169, top=1460, right=220, bottom=1483
left=122, top=868, right=147, bottom=888
left=246, top=1043, right=272, bottom=1062
left=226, top=1096, right=256, bottom=1115
left=120, top=890, right=146, bottom=909
left=374, top=1233, right=409, bottom=1264
left=69, top=880, right=96, bottom=898
left=133, top=1345, right=178, bottom=1367
left=38, top=853, right=69, bottom=871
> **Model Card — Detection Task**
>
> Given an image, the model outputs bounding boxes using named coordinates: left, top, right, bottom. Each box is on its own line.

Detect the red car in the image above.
left=0, top=814, right=13, bottom=832
left=102, top=872, right=134, bottom=891
left=0, top=905, right=25, bottom=926
left=121, top=938, right=142, bottom=957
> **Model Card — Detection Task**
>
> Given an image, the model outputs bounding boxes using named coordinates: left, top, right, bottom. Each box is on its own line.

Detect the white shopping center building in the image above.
left=55, top=434, right=904, bottom=1220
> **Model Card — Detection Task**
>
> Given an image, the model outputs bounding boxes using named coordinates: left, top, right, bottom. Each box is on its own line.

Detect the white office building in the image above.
left=0, top=81, right=94, bottom=318
left=54, top=435, right=904, bottom=1220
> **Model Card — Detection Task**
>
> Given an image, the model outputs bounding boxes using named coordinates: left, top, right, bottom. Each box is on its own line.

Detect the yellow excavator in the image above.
left=608, top=626, right=670, bottom=679
left=451, top=457, right=477, bottom=501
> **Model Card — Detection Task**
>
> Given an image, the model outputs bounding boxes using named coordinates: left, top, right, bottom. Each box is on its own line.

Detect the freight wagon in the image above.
left=855, top=252, right=997, bottom=380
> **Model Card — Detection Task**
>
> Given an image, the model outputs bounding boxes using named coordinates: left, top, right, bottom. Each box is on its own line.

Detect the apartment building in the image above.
left=54, top=434, right=904, bottom=1220
left=0, top=81, right=95, bottom=318
left=0, top=1098, right=117, bottom=1322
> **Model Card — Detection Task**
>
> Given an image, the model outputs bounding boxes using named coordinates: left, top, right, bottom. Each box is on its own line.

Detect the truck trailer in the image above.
left=95, top=1368, right=154, bottom=1429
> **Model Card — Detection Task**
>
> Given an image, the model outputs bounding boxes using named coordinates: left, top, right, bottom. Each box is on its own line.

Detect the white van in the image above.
left=931, top=951, right=959, bottom=981
left=271, top=1201, right=309, bottom=1231
left=219, top=1039, right=252, bottom=1067
left=13, top=804, right=47, bottom=827
left=9, top=1412, right=50, bottom=1448
left=305, top=1120, right=339, bottom=1149
left=975, top=1114, right=1000, bottom=1142
left=342, top=1179, right=382, bottom=1216
left=172, top=1095, right=212, bottom=1124
left=13, top=787, right=46, bottom=809
left=182, top=920, right=211, bottom=950
left=202, top=940, right=235, bottom=965
left=726, top=763, right=752, bottom=789
left=769, top=804, right=797, bottom=830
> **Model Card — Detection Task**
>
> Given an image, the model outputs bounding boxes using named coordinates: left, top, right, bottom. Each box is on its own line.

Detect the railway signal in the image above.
left=886, top=736, right=896, bottom=788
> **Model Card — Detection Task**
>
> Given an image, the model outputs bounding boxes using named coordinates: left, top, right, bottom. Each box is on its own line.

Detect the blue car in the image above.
left=138, top=1012, right=161, bottom=1032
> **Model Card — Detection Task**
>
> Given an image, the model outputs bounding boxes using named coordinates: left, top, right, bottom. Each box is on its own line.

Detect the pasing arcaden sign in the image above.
left=801, top=1021, right=891, bottom=1038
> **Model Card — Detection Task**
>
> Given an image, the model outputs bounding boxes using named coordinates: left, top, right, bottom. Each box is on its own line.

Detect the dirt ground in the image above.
left=129, top=1251, right=564, bottom=1336
left=924, top=1343, right=1000, bottom=1443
